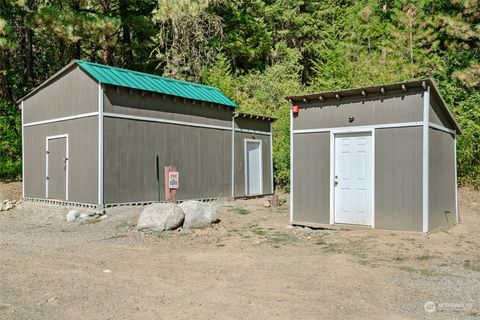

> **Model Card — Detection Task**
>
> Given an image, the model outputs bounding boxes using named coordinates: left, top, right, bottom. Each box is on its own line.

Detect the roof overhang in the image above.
left=285, top=78, right=461, bottom=134
left=234, top=112, right=276, bottom=122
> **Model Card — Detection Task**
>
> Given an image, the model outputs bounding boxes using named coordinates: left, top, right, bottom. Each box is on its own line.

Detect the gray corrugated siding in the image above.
left=233, top=132, right=273, bottom=197
left=23, top=66, right=98, bottom=123
left=429, top=93, right=456, bottom=130
left=291, top=132, right=330, bottom=224
left=429, top=128, right=456, bottom=230
left=235, top=118, right=270, bottom=132
left=23, top=117, right=98, bottom=203
left=103, top=86, right=232, bottom=128
left=103, top=117, right=232, bottom=204
left=294, top=92, right=423, bottom=130
left=374, top=127, right=423, bottom=231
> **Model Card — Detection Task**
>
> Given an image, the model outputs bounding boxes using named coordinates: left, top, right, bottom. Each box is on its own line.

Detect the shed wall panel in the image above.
left=103, top=117, right=232, bottom=203
left=294, top=93, right=423, bottom=130
left=235, top=118, right=270, bottom=132
left=23, top=66, right=98, bottom=123
left=103, top=87, right=232, bottom=128
left=374, top=127, right=423, bottom=231
left=429, top=94, right=456, bottom=130
left=292, top=132, right=330, bottom=224
left=23, top=117, right=98, bottom=203
left=429, top=129, right=457, bottom=230
left=234, top=132, right=273, bottom=197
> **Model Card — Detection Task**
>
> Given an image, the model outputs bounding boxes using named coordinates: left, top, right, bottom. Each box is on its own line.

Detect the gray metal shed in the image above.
left=19, top=60, right=274, bottom=208
left=286, top=79, right=460, bottom=232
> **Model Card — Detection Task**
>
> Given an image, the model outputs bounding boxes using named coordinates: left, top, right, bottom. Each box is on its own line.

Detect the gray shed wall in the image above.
left=23, top=117, right=99, bottom=204
left=294, top=92, right=424, bottom=130
left=103, top=86, right=232, bottom=128
left=233, top=132, right=273, bottom=197
left=291, top=132, right=330, bottom=224
left=234, top=118, right=271, bottom=132
left=374, top=127, right=423, bottom=231
left=429, top=129, right=457, bottom=230
left=23, top=66, right=98, bottom=123
left=429, top=93, right=456, bottom=130
left=103, top=117, right=232, bottom=204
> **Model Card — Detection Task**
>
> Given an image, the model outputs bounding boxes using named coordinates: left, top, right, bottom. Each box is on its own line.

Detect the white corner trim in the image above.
left=98, top=83, right=104, bottom=208
left=270, top=122, right=274, bottom=194
left=289, top=109, right=294, bottom=222
left=371, top=128, right=376, bottom=228
left=231, top=116, right=235, bottom=198
left=454, top=136, right=458, bottom=223
left=21, top=101, right=25, bottom=198
left=243, top=139, right=263, bottom=196
left=236, top=128, right=272, bottom=136
left=428, top=122, right=456, bottom=135
left=293, top=121, right=423, bottom=135
left=329, top=131, right=335, bottom=224
left=22, top=112, right=99, bottom=127
left=103, top=112, right=233, bottom=131
left=422, top=86, right=430, bottom=233
left=45, top=134, right=69, bottom=201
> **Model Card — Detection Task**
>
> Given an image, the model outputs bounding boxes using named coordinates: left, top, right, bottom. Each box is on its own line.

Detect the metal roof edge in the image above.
left=76, top=60, right=237, bottom=108
left=285, top=78, right=461, bottom=134
left=425, top=78, right=462, bottom=134
left=234, top=112, right=276, bottom=122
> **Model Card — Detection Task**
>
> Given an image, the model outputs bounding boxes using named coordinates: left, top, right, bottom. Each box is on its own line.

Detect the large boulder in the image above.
left=178, top=200, right=218, bottom=229
left=137, top=203, right=184, bottom=232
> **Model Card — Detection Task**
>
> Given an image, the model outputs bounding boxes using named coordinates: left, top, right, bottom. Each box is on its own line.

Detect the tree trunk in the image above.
left=25, top=0, right=34, bottom=85
left=101, top=0, right=113, bottom=65
left=119, top=0, right=133, bottom=67
left=72, top=0, right=81, bottom=59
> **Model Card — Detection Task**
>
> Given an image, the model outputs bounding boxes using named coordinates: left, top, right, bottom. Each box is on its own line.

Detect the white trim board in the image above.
left=454, top=136, right=458, bottom=223
left=270, top=122, right=274, bottom=194
left=104, top=112, right=233, bottom=131
left=289, top=109, right=294, bottom=222
left=429, top=122, right=456, bottom=135
left=98, top=83, right=104, bottom=208
left=231, top=116, right=235, bottom=197
left=422, top=86, right=430, bottom=233
left=21, top=101, right=25, bottom=198
left=23, top=112, right=99, bottom=127
left=22, top=110, right=272, bottom=135
left=104, top=112, right=272, bottom=135
left=244, top=139, right=263, bottom=196
left=45, top=134, right=69, bottom=201
left=236, top=128, right=272, bottom=136
left=293, top=121, right=423, bottom=134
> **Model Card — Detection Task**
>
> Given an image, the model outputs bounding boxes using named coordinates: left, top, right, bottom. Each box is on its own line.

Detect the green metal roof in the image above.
left=76, top=60, right=237, bottom=108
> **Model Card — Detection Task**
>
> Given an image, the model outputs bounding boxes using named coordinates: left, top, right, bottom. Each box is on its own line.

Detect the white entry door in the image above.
left=334, top=132, right=373, bottom=225
left=245, top=140, right=262, bottom=195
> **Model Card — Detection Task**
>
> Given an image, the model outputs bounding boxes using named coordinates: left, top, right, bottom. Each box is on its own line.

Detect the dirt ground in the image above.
left=0, top=182, right=479, bottom=320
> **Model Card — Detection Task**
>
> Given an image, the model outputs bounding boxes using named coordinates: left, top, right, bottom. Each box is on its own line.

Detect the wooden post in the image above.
left=164, top=166, right=178, bottom=203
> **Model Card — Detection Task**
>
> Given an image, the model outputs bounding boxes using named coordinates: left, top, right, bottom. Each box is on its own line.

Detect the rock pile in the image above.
left=66, top=209, right=106, bottom=223
left=136, top=200, right=218, bottom=232
left=0, top=199, right=19, bottom=211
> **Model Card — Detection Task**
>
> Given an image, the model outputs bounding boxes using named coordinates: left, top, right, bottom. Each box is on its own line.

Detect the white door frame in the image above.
left=244, top=139, right=263, bottom=195
left=45, top=134, right=69, bottom=201
left=329, top=128, right=375, bottom=227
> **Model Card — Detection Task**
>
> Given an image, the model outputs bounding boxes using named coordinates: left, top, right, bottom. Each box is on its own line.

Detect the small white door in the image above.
left=245, top=140, right=262, bottom=195
left=334, top=132, right=373, bottom=225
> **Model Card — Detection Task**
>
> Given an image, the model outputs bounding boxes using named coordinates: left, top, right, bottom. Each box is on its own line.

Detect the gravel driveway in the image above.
left=1, top=183, right=479, bottom=319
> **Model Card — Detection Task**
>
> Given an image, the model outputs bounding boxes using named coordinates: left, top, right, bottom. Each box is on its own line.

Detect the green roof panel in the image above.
left=76, top=60, right=237, bottom=108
